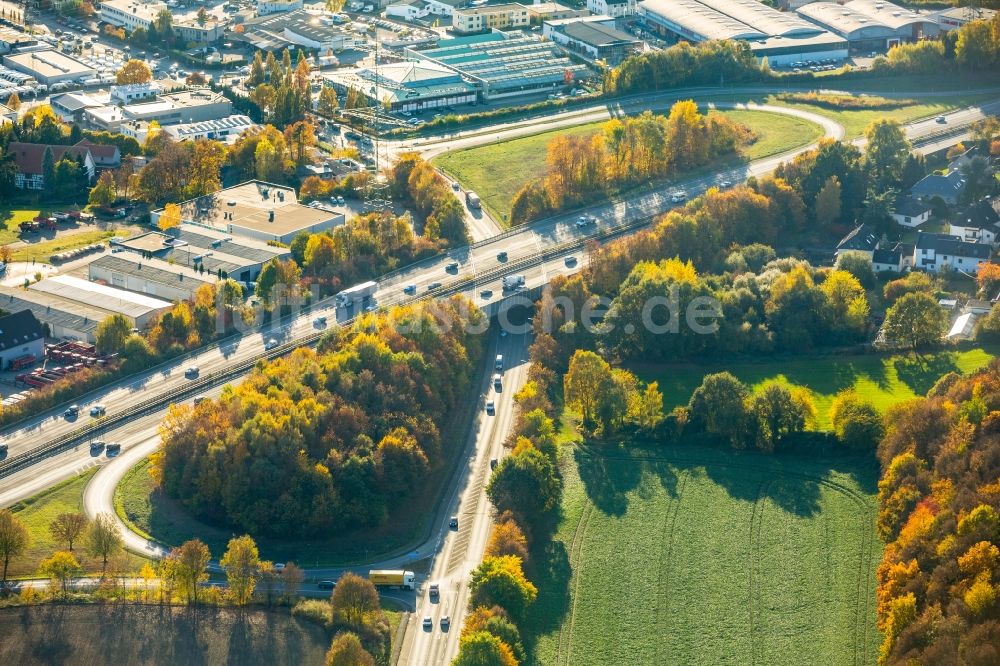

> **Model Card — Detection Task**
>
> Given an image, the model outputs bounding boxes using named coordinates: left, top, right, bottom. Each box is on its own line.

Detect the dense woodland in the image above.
left=151, top=297, right=485, bottom=538
left=875, top=364, right=1000, bottom=665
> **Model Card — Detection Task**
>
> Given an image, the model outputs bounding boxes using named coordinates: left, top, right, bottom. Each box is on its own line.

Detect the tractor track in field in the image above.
left=654, top=470, right=689, bottom=664
left=559, top=500, right=596, bottom=666
left=573, top=446, right=879, bottom=663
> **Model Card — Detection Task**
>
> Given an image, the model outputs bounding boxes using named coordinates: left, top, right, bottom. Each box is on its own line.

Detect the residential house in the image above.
left=949, top=197, right=1000, bottom=246
left=913, top=231, right=991, bottom=274
left=891, top=195, right=931, bottom=228
left=835, top=223, right=879, bottom=258
left=911, top=169, right=966, bottom=205
left=872, top=248, right=903, bottom=273
left=587, top=0, right=637, bottom=18
left=8, top=141, right=95, bottom=190
left=73, top=139, right=121, bottom=170
left=0, top=310, right=45, bottom=370
left=387, top=0, right=461, bottom=20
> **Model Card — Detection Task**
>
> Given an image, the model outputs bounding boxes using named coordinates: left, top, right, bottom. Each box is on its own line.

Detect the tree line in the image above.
left=510, top=102, right=753, bottom=225
left=152, top=298, right=485, bottom=538
left=873, top=361, right=1000, bottom=664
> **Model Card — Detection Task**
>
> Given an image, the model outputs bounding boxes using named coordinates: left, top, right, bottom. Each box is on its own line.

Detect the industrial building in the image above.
left=544, top=16, right=643, bottom=66
left=638, top=0, right=848, bottom=65
left=89, top=254, right=219, bottom=303
left=86, top=89, right=233, bottom=133
left=111, top=224, right=289, bottom=284
left=0, top=288, right=112, bottom=342
left=322, top=59, right=477, bottom=113
left=27, top=274, right=172, bottom=329
left=2, top=49, right=95, bottom=86
left=0, top=310, right=45, bottom=371
left=410, top=32, right=592, bottom=101
left=933, top=6, right=997, bottom=32
left=239, top=10, right=356, bottom=53
left=797, top=0, right=938, bottom=52
left=99, top=0, right=225, bottom=43
left=152, top=181, right=346, bottom=245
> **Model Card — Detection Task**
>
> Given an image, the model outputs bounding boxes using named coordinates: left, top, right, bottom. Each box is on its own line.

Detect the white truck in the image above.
left=465, top=191, right=481, bottom=209
left=502, top=275, right=525, bottom=291
left=336, top=281, right=377, bottom=308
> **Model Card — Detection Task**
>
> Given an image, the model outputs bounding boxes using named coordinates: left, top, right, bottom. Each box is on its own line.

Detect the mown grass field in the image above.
left=8, top=469, right=147, bottom=577
left=10, top=229, right=120, bottom=263
left=524, top=444, right=880, bottom=666
left=433, top=109, right=823, bottom=224
left=632, top=347, right=996, bottom=431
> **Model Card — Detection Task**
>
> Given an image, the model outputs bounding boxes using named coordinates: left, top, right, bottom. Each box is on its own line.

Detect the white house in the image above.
left=892, top=196, right=931, bottom=228
left=9, top=141, right=96, bottom=190
left=914, top=231, right=992, bottom=274
left=949, top=198, right=1000, bottom=246
left=587, top=0, right=637, bottom=18
left=386, top=0, right=457, bottom=20
left=257, top=0, right=303, bottom=14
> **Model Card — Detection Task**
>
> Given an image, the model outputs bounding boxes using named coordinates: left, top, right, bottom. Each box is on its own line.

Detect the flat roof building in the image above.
left=797, top=0, right=938, bottom=51
left=2, top=49, right=95, bottom=85
left=410, top=32, right=592, bottom=101
left=322, top=59, right=477, bottom=113
left=934, top=6, right=997, bottom=31
left=86, top=89, right=232, bottom=132
left=240, top=10, right=356, bottom=53
left=544, top=16, right=643, bottom=66
left=28, top=274, right=172, bottom=329
left=152, top=181, right=346, bottom=245
left=89, top=254, right=219, bottom=303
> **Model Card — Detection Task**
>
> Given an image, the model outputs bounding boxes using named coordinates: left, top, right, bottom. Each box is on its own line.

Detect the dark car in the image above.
left=318, top=580, right=335, bottom=590
left=449, top=516, right=458, bottom=529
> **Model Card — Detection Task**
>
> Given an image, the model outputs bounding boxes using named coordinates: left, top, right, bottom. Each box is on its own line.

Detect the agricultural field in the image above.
left=524, top=443, right=880, bottom=666
left=433, top=109, right=823, bottom=224
left=0, top=605, right=331, bottom=665
left=7, top=469, right=148, bottom=578
left=632, top=346, right=996, bottom=430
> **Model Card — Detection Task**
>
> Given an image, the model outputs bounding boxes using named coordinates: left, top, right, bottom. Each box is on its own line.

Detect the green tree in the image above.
left=95, top=313, right=133, bottom=355
left=41, top=146, right=55, bottom=194
left=486, top=447, right=561, bottom=523
left=318, top=86, right=340, bottom=117
left=563, top=349, right=612, bottom=425
left=325, top=632, right=375, bottom=666
left=249, top=52, right=265, bottom=87
left=331, top=572, right=380, bottom=628
left=814, top=175, right=841, bottom=227
left=38, top=550, right=80, bottom=598
left=749, top=383, right=809, bottom=451
left=883, top=292, right=947, bottom=349
left=453, top=631, right=518, bottom=666
left=175, top=538, right=211, bottom=605
left=85, top=513, right=123, bottom=574
left=834, top=251, right=876, bottom=289
left=830, top=391, right=884, bottom=451
left=864, top=119, right=911, bottom=194
left=88, top=170, right=116, bottom=208
left=48, top=512, right=88, bottom=552
left=687, top=372, right=750, bottom=447
left=469, top=555, right=537, bottom=621
left=0, top=508, right=29, bottom=584
left=220, top=535, right=260, bottom=605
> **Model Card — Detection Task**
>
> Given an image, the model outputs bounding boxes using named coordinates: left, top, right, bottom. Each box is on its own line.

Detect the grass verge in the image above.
left=8, top=468, right=147, bottom=577
left=523, top=442, right=880, bottom=666
left=631, top=346, right=996, bottom=430
left=10, top=230, right=120, bottom=263
left=433, top=109, right=823, bottom=224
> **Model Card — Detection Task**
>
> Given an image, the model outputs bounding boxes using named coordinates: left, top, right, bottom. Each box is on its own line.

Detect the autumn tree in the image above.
left=814, top=175, right=841, bottom=227
left=95, top=313, right=133, bottom=356
left=864, top=119, right=910, bottom=194
left=85, top=513, right=123, bottom=575
left=116, top=59, right=152, bottom=84
left=453, top=631, right=518, bottom=666
left=48, top=512, right=89, bottom=552
left=318, top=86, right=340, bottom=117
left=88, top=170, right=117, bottom=208
left=5, top=91, right=20, bottom=111
left=469, top=555, right=537, bottom=621
left=485, top=512, right=529, bottom=562
left=175, top=538, right=211, bottom=605
left=38, top=551, right=81, bottom=598
left=748, top=383, right=810, bottom=451
left=158, top=202, right=181, bottom=231
left=563, top=349, right=612, bottom=425
left=282, top=562, right=304, bottom=600
left=325, top=632, right=375, bottom=666
left=220, top=534, right=260, bottom=605
left=486, top=446, right=561, bottom=525
left=883, top=292, right=947, bottom=348
left=331, top=572, right=380, bottom=628
left=830, top=391, right=884, bottom=451
left=687, top=372, right=750, bottom=447
left=0, top=509, right=29, bottom=584
left=185, top=139, right=225, bottom=198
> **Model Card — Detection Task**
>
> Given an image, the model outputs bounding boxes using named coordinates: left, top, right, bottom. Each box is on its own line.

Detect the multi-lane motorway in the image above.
left=0, top=89, right=997, bottom=662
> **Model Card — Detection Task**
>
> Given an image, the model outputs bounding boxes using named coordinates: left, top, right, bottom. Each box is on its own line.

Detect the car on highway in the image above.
left=184, top=366, right=200, bottom=379
left=317, top=580, right=335, bottom=590
left=106, top=442, right=121, bottom=455
left=493, top=373, right=502, bottom=390
left=441, top=616, right=451, bottom=629
left=497, top=251, right=507, bottom=262
left=480, top=289, right=492, bottom=299
left=427, top=282, right=442, bottom=290
left=0, top=443, right=7, bottom=456
left=575, top=214, right=594, bottom=229
left=449, top=516, right=459, bottom=529
left=90, top=404, right=106, bottom=417
left=670, top=191, right=687, bottom=203
left=422, top=616, right=433, bottom=630
left=273, top=563, right=286, bottom=571
left=404, top=284, right=417, bottom=295
left=65, top=404, right=80, bottom=418
left=490, top=458, right=498, bottom=470
left=720, top=180, right=732, bottom=188
left=429, top=583, right=439, bottom=597
left=90, top=440, right=105, bottom=453
left=486, top=400, right=495, bottom=415
left=446, top=261, right=459, bottom=272
left=264, top=338, right=279, bottom=351
left=451, top=182, right=460, bottom=191
left=565, top=256, right=577, bottom=266
left=936, top=115, right=947, bottom=123
left=314, top=316, right=328, bottom=327
left=194, top=396, right=208, bottom=406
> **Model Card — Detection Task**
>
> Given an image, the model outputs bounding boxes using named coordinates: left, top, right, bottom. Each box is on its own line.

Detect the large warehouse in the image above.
left=322, top=59, right=478, bottom=113
left=26, top=274, right=172, bottom=330
left=89, top=254, right=219, bottom=303
left=798, top=0, right=939, bottom=52
left=638, top=0, right=848, bottom=65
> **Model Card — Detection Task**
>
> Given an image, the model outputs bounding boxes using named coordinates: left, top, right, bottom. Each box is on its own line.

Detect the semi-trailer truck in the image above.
left=336, top=281, right=377, bottom=308
left=368, top=569, right=415, bottom=590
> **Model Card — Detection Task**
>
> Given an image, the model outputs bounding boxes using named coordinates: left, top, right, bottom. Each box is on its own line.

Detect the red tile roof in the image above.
left=73, top=139, right=121, bottom=164
left=8, top=142, right=91, bottom=176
